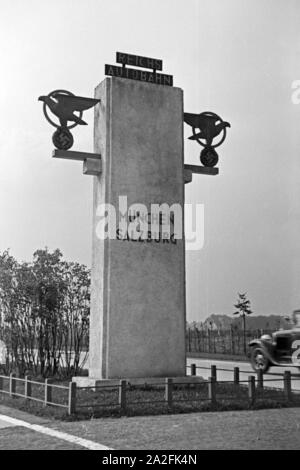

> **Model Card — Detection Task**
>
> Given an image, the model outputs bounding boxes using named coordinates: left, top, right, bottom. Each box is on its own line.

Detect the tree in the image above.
left=233, top=292, right=253, bottom=354
left=0, top=248, right=90, bottom=378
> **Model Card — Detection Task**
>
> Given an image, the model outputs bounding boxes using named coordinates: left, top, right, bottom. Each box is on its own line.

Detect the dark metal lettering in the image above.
left=105, top=64, right=173, bottom=87
left=116, top=52, right=163, bottom=71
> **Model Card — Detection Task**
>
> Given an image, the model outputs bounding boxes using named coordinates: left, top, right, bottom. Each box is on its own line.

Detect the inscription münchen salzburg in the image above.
left=105, top=52, right=173, bottom=87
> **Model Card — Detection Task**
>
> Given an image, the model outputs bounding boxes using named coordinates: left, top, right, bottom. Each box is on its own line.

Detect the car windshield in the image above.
left=294, top=311, right=300, bottom=328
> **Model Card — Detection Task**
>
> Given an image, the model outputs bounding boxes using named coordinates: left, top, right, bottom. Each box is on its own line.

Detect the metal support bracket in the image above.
left=52, top=149, right=102, bottom=176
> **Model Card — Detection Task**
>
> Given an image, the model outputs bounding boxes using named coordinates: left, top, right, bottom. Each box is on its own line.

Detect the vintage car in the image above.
left=249, top=310, right=300, bottom=372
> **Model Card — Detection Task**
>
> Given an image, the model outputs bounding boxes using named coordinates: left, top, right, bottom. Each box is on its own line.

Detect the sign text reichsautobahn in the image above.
left=105, top=64, right=173, bottom=87
left=116, top=52, right=163, bottom=71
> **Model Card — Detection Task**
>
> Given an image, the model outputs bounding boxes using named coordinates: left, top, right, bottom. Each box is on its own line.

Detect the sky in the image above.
left=0, top=0, right=299, bottom=321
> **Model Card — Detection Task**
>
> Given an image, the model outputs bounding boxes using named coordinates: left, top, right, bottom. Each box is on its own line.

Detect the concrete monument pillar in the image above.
left=88, top=77, right=186, bottom=380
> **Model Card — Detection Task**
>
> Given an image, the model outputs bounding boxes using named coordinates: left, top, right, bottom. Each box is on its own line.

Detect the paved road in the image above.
left=0, top=422, right=83, bottom=450
left=0, top=408, right=110, bottom=450
left=0, top=404, right=300, bottom=450
left=187, top=357, right=300, bottom=390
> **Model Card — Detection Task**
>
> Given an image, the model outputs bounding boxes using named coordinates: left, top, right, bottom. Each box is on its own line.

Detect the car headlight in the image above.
left=261, top=334, right=272, bottom=342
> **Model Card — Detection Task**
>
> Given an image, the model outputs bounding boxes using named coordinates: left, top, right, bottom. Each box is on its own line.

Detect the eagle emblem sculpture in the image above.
left=184, top=111, right=230, bottom=167
left=39, top=90, right=100, bottom=150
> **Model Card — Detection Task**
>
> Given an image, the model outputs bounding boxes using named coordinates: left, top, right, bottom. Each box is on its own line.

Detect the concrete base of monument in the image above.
left=72, top=375, right=205, bottom=387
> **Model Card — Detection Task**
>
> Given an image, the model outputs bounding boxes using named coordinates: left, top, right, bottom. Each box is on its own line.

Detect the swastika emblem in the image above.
left=52, top=128, right=73, bottom=150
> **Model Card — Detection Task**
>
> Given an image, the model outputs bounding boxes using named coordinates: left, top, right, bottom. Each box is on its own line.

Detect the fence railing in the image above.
left=0, top=365, right=299, bottom=416
left=0, top=373, right=75, bottom=415
left=73, top=365, right=300, bottom=413
left=186, top=328, right=274, bottom=356
left=74, top=370, right=299, bottom=413
left=187, top=363, right=300, bottom=403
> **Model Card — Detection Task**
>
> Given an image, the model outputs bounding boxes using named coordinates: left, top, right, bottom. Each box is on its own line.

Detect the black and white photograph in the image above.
left=0, top=0, right=299, bottom=455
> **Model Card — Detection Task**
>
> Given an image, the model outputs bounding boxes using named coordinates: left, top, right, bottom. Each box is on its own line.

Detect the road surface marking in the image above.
left=0, top=414, right=112, bottom=450
left=0, top=418, right=15, bottom=429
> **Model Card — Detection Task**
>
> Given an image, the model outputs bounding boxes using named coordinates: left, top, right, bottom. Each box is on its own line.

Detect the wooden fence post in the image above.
left=9, top=373, right=16, bottom=397
left=234, top=367, right=240, bottom=386
left=44, top=379, right=52, bottom=406
left=257, top=369, right=264, bottom=390
left=68, top=382, right=77, bottom=415
left=119, top=380, right=127, bottom=412
left=165, top=378, right=173, bottom=407
left=284, top=371, right=292, bottom=401
left=211, top=365, right=217, bottom=381
left=191, top=364, right=196, bottom=376
left=208, top=376, right=216, bottom=406
left=25, top=375, right=32, bottom=399
left=248, top=375, right=255, bottom=405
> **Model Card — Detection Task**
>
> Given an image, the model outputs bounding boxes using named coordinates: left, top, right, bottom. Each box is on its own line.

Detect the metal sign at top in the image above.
left=105, top=52, right=173, bottom=87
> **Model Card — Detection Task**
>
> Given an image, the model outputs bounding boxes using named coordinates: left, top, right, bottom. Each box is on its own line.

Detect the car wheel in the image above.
left=250, top=347, right=270, bottom=373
